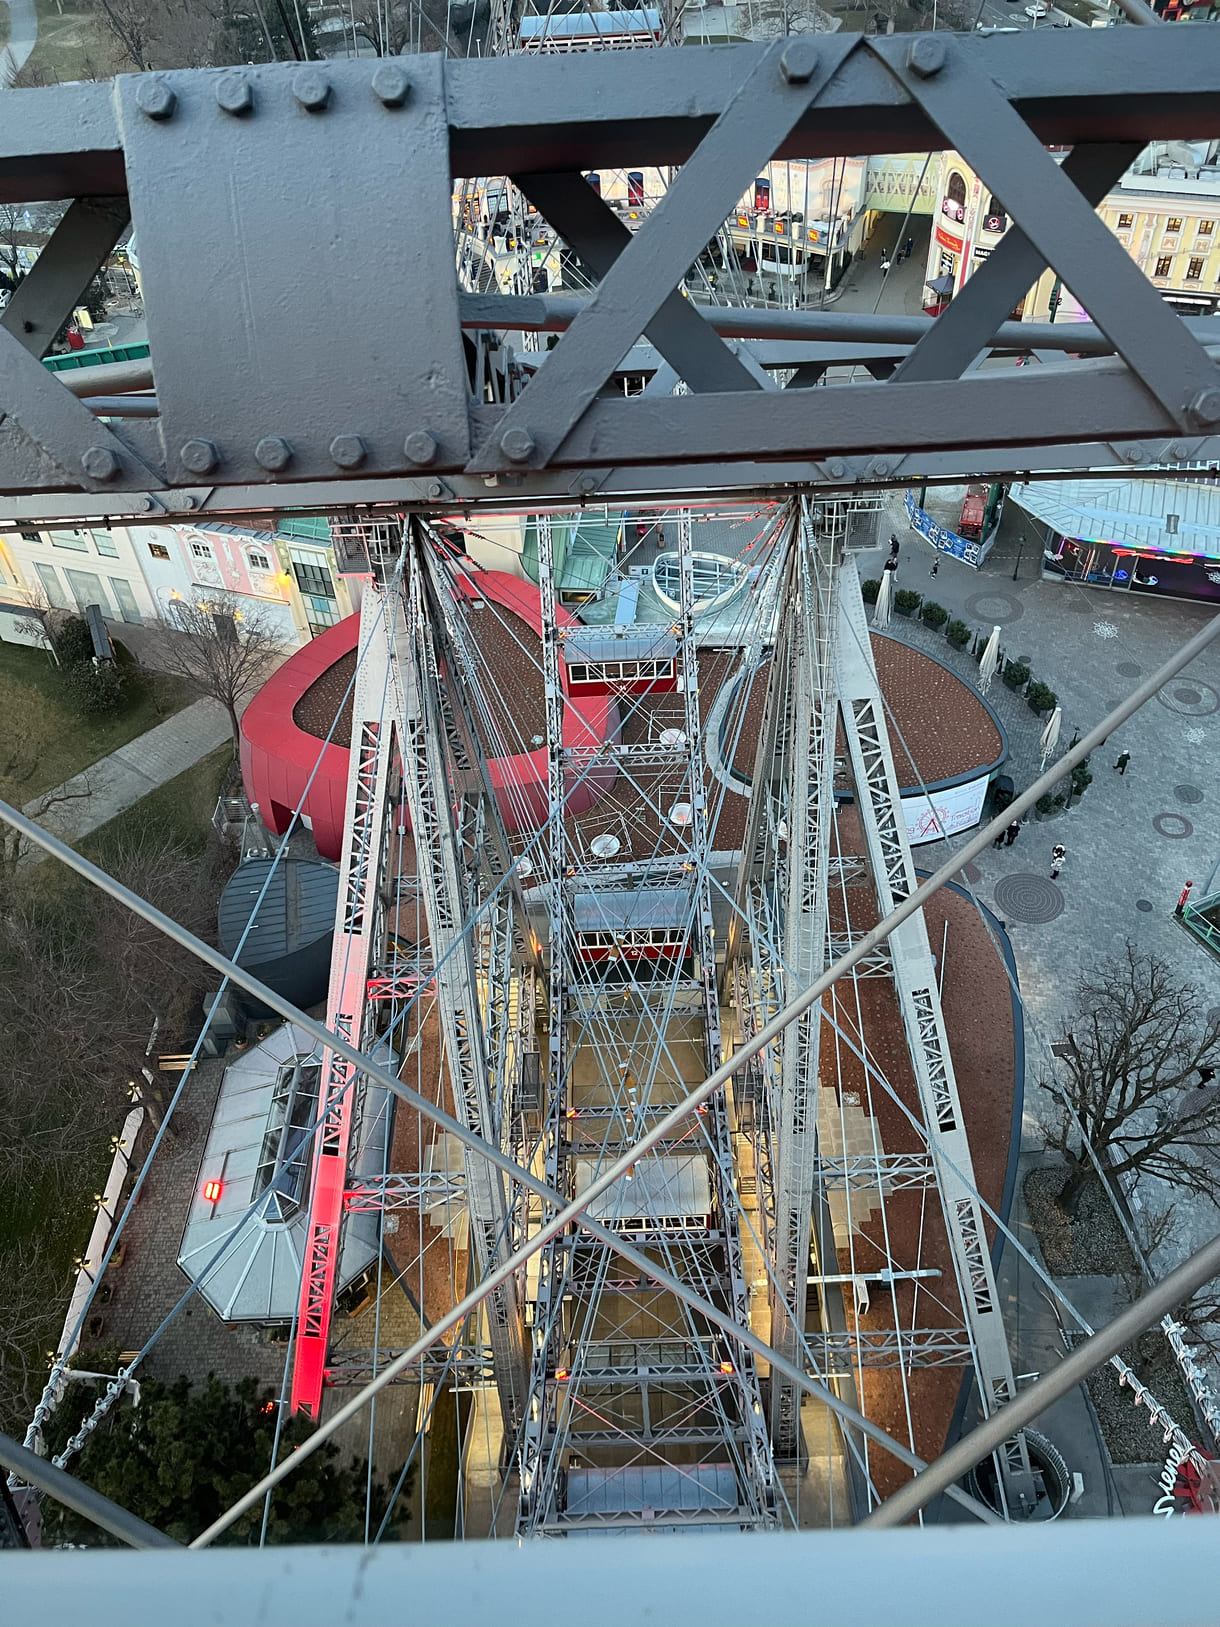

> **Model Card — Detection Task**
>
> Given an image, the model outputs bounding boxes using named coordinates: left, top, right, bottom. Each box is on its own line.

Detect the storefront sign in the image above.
left=902, top=773, right=990, bottom=846
left=935, top=224, right=964, bottom=254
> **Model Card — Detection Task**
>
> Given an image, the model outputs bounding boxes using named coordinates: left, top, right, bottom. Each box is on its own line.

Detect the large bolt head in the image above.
left=500, top=427, right=536, bottom=464
left=372, top=65, right=410, bottom=107
left=255, top=436, right=292, bottom=471
left=293, top=71, right=331, bottom=112
left=908, top=37, right=947, bottom=78
left=780, top=40, right=818, bottom=84
left=403, top=429, right=438, bottom=466
left=82, top=446, right=119, bottom=482
left=136, top=78, right=176, bottom=120
left=216, top=73, right=253, bottom=115
left=180, top=438, right=219, bottom=475
left=827, top=458, right=847, bottom=479
left=1188, top=386, right=1220, bottom=426
left=329, top=434, right=366, bottom=469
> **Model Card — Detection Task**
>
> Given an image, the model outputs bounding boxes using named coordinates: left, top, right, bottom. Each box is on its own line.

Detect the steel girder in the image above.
left=386, top=542, right=529, bottom=1435
left=4, top=32, right=1220, bottom=516
left=768, top=504, right=839, bottom=1460
left=835, top=562, right=1037, bottom=1516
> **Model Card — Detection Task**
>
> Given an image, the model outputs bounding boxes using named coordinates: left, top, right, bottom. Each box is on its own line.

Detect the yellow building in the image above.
left=925, top=144, right=1220, bottom=321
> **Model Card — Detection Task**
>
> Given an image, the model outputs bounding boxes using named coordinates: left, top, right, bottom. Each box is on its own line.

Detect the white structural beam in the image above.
left=835, top=562, right=1037, bottom=1516
left=386, top=541, right=528, bottom=1435
left=769, top=501, right=839, bottom=1460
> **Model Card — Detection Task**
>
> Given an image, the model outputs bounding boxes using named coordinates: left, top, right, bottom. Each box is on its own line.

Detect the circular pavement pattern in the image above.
left=1136, top=899, right=1154, bottom=913
left=964, top=590, right=1024, bottom=624
left=1153, top=812, right=1194, bottom=839
left=1157, top=679, right=1219, bottom=718
left=1117, top=662, right=1141, bottom=679
left=994, top=873, right=1065, bottom=924
left=1175, top=785, right=1204, bottom=805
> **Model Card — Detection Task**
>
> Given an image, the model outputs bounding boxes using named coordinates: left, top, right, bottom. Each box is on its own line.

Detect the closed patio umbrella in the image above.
left=873, top=568, right=894, bottom=629
left=1039, top=704, right=1062, bottom=769
left=978, top=624, right=1001, bottom=693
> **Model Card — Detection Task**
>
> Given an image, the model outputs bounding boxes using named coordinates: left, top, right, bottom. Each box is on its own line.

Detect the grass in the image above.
left=0, top=641, right=191, bottom=801
left=81, top=743, right=237, bottom=864
left=22, top=0, right=114, bottom=85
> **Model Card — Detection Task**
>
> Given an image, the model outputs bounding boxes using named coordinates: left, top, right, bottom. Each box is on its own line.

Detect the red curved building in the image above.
left=240, top=570, right=620, bottom=860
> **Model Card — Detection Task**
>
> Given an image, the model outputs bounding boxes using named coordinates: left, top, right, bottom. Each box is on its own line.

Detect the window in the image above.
left=942, top=170, right=967, bottom=225
left=291, top=557, right=336, bottom=599
left=63, top=569, right=110, bottom=615
left=1188, top=257, right=1205, bottom=281
left=1117, top=213, right=1134, bottom=230
left=190, top=541, right=212, bottom=560
left=1155, top=256, right=1173, bottom=278
left=248, top=551, right=271, bottom=572
left=35, top=562, right=69, bottom=608
left=306, top=596, right=340, bottom=635
left=50, top=530, right=89, bottom=552
left=19, top=530, right=41, bottom=544
left=983, top=195, right=1007, bottom=234
left=91, top=530, right=119, bottom=558
left=1167, top=217, right=1183, bottom=235
left=107, top=578, right=142, bottom=624
left=148, top=542, right=170, bottom=560
left=1201, top=220, right=1215, bottom=236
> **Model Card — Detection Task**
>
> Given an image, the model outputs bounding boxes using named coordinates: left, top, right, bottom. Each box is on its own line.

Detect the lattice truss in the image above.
left=274, top=490, right=1037, bottom=1535
left=4, top=31, right=1220, bottom=532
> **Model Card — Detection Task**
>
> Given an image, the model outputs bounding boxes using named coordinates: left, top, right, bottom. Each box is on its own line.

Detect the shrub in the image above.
left=61, top=658, right=126, bottom=717
left=52, top=614, right=97, bottom=668
left=1003, top=659, right=1031, bottom=688
left=1027, top=680, right=1058, bottom=713
left=946, top=618, right=970, bottom=646
left=861, top=578, right=881, bottom=604
left=1070, top=758, right=1093, bottom=800
left=920, top=600, right=949, bottom=630
left=1036, top=793, right=1056, bottom=816
left=894, top=588, right=923, bottom=615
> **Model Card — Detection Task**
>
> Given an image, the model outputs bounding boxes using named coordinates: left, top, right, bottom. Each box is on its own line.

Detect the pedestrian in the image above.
left=888, top=533, right=900, bottom=561
left=993, top=827, right=1006, bottom=849
left=1114, top=749, right=1131, bottom=775
left=1198, top=1066, right=1217, bottom=1089
left=1004, top=821, right=1020, bottom=847
left=1050, top=843, right=1066, bottom=880
left=929, top=557, right=939, bottom=578
left=881, top=256, right=892, bottom=277
left=904, top=235, right=914, bottom=258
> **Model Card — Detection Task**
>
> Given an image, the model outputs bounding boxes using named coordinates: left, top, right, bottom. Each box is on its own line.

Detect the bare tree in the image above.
left=79, top=0, right=229, bottom=71
left=1041, top=942, right=1220, bottom=1216
left=142, top=591, right=287, bottom=742
left=0, top=1241, right=65, bottom=1435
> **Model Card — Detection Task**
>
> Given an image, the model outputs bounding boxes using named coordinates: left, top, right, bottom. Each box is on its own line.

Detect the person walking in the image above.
left=888, top=534, right=900, bottom=562
left=1004, top=821, right=1021, bottom=847
left=904, top=235, right=914, bottom=259
left=1050, top=843, right=1066, bottom=880
left=993, top=826, right=1007, bottom=849
left=929, top=556, right=939, bottom=578
left=1114, top=749, right=1131, bottom=775
left=881, top=255, right=892, bottom=277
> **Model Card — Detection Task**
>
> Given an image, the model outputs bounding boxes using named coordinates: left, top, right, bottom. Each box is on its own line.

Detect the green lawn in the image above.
left=0, top=641, right=191, bottom=801
left=82, top=743, right=236, bottom=862
left=22, top=1, right=114, bottom=85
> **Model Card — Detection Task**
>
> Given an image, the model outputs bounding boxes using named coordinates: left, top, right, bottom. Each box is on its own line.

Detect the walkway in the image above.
left=22, top=696, right=232, bottom=852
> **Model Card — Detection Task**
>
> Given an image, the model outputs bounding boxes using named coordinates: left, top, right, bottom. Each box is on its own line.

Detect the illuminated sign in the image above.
left=903, top=773, right=991, bottom=846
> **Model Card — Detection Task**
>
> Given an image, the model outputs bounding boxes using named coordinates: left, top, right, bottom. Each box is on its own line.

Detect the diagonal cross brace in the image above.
left=892, top=143, right=1142, bottom=385
left=1, top=196, right=130, bottom=362
left=873, top=35, right=1220, bottom=431
left=512, top=170, right=763, bottom=396
left=468, top=34, right=858, bottom=472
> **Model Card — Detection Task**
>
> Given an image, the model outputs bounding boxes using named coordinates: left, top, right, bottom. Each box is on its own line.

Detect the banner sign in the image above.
left=902, top=773, right=990, bottom=846
left=904, top=489, right=984, bottom=568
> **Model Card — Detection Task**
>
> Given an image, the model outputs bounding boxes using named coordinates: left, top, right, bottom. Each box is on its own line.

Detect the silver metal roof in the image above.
left=1012, top=476, right=1220, bottom=559
left=177, top=1024, right=391, bottom=1322
left=572, top=889, right=691, bottom=933
left=565, top=1464, right=738, bottom=1517
left=562, top=629, right=678, bottom=664
left=217, top=859, right=340, bottom=967
left=573, top=1155, right=711, bottom=1226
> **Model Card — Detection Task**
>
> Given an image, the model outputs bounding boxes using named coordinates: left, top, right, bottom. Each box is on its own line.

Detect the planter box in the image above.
left=1028, top=702, right=1053, bottom=719
left=947, top=634, right=970, bottom=649
left=895, top=605, right=916, bottom=618
left=1002, top=675, right=1026, bottom=691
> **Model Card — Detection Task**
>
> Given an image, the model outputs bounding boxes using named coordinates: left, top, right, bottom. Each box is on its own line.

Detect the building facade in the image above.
left=925, top=143, right=1220, bottom=319
left=0, top=517, right=355, bottom=648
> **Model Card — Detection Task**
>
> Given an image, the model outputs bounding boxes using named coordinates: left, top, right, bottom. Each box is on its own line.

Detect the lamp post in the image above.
left=1012, top=532, right=1026, bottom=582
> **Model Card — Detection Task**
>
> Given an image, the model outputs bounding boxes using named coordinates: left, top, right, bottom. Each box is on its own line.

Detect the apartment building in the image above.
left=924, top=142, right=1220, bottom=320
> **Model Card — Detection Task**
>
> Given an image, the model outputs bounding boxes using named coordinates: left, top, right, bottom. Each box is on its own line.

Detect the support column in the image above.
left=836, top=561, right=1038, bottom=1517
left=386, top=543, right=528, bottom=1438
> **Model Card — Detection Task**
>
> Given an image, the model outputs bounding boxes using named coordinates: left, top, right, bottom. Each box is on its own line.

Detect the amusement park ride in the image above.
left=4, top=14, right=1220, bottom=1579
